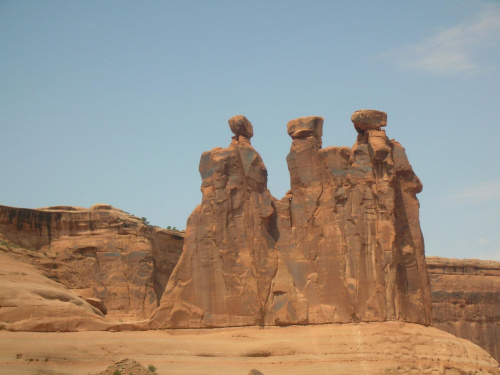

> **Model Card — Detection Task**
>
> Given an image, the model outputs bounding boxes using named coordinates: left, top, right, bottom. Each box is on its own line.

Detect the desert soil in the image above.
left=0, top=321, right=498, bottom=375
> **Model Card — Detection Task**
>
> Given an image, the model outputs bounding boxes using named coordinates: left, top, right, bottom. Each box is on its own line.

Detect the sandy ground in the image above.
left=0, top=322, right=498, bottom=375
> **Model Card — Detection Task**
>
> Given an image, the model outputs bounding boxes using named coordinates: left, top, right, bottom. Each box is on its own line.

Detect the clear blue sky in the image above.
left=1, top=1, right=499, bottom=260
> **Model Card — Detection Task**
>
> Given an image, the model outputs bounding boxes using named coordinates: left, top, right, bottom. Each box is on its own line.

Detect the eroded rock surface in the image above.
left=1, top=322, right=498, bottom=374
left=428, top=256, right=500, bottom=362
left=351, top=109, right=387, bottom=132
left=0, top=251, right=110, bottom=332
left=152, top=112, right=432, bottom=328
left=96, top=359, right=154, bottom=375
left=151, top=115, right=278, bottom=328
left=0, top=204, right=184, bottom=319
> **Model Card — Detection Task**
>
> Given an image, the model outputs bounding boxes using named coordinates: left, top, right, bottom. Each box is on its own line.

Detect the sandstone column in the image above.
left=274, top=111, right=432, bottom=325
left=150, top=116, right=278, bottom=328
left=150, top=111, right=432, bottom=328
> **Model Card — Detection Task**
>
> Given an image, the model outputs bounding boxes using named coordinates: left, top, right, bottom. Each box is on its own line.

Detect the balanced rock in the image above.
left=351, top=109, right=387, bottom=132
left=286, top=116, right=323, bottom=138
left=228, top=115, right=254, bottom=139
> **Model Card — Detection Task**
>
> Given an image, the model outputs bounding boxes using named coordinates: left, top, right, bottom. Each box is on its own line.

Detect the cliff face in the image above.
left=151, top=111, right=432, bottom=328
left=270, top=115, right=431, bottom=325
left=0, top=204, right=184, bottom=319
left=150, top=116, right=279, bottom=328
left=427, top=256, right=500, bottom=362
left=0, top=251, right=110, bottom=332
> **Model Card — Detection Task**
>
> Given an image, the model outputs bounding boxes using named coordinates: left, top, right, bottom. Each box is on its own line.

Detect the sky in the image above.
left=1, top=1, right=499, bottom=261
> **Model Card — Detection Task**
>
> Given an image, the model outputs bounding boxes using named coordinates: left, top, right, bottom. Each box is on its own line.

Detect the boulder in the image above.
left=351, top=109, right=387, bottom=132
left=85, top=297, right=107, bottom=315
left=286, top=116, right=323, bottom=138
left=228, top=115, right=254, bottom=139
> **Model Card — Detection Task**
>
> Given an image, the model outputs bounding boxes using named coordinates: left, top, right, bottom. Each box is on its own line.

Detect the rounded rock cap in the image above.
left=351, top=110, right=387, bottom=132
left=228, top=115, right=253, bottom=139
left=287, top=116, right=324, bottom=139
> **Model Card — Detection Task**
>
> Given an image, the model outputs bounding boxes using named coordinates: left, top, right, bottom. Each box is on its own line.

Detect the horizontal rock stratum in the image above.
left=0, top=204, right=184, bottom=321
left=150, top=112, right=432, bottom=328
left=427, top=256, right=500, bottom=362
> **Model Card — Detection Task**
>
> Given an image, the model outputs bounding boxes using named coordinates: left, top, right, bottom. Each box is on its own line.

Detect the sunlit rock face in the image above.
left=0, top=204, right=184, bottom=319
left=151, top=111, right=432, bottom=328
left=150, top=116, right=278, bottom=328
left=270, top=111, right=431, bottom=325
left=427, top=256, right=500, bottom=362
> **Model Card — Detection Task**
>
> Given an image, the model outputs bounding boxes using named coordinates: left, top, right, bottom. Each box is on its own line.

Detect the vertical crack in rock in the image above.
left=150, top=111, right=432, bottom=328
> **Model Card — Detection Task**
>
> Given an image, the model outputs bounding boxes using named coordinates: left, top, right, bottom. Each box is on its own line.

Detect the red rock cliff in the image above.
left=270, top=113, right=431, bottom=325
left=427, top=256, right=500, bottom=362
left=151, top=111, right=432, bottom=328
left=0, top=204, right=183, bottom=319
left=150, top=116, right=278, bottom=328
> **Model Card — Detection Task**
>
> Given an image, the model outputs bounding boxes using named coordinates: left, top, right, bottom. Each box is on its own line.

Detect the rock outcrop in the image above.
left=428, top=256, right=500, bottom=362
left=4, top=202, right=499, bottom=363
left=151, top=111, right=432, bottom=328
left=96, top=359, right=155, bottom=375
left=270, top=113, right=431, bottom=325
left=0, top=251, right=108, bottom=331
left=0, top=204, right=184, bottom=319
left=151, top=116, right=278, bottom=328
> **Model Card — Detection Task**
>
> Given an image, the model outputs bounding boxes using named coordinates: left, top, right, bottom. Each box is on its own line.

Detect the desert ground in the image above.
left=1, top=322, right=498, bottom=375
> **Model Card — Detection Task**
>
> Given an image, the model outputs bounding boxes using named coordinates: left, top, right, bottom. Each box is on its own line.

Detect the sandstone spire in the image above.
left=270, top=112, right=432, bottom=325
left=150, top=111, right=432, bottom=328
left=150, top=116, right=277, bottom=328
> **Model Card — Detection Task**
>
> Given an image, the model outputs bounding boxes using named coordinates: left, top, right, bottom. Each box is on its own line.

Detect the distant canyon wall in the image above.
left=0, top=204, right=183, bottom=319
left=427, top=256, right=500, bottom=362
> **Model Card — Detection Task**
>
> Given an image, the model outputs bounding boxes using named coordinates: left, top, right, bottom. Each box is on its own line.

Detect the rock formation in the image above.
left=427, top=256, right=500, bottom=362
left=151, top=111, right=432, bottom=328
left=3, top=202, right=499, bottom=363
left=0, top=251, right=108, bottom=332
left=96, top=359, right=155, bottom=375
left=150, top=115, right=279, bottom=328
left=0, top=112, right=499, bottom=373
left=0, top=204, right=184, bottom=319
